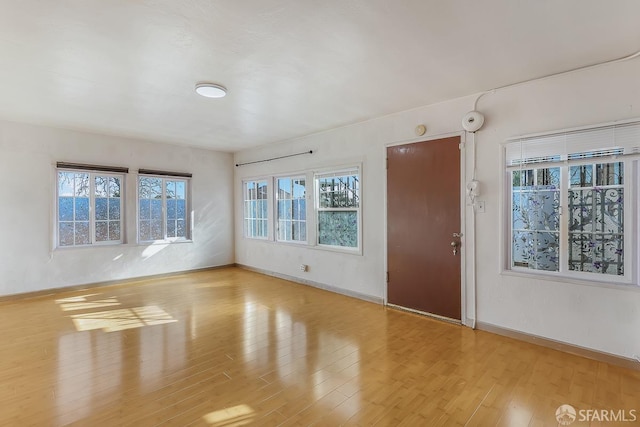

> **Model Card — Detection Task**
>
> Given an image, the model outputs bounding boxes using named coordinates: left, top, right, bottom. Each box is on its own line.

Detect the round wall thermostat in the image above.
left=415, top=124, right=427, bottom=136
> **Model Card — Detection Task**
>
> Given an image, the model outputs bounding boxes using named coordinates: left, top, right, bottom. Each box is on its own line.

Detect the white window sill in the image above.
left=242, top=236, right=363, bottom=256
left=243, top=236, right=270, bottom=241
left=316, top=243, right=362, bottom=256
left=138, top=239, right=193, bottom=245
left=275, top=239, right=310, bottom=247
left=501, top=268, right=640, bottom=292
left=54, top=242, right=125, bottom=251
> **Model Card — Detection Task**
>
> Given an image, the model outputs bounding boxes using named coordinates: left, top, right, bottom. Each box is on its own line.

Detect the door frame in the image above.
left=383, top=131, right=474, bottom=327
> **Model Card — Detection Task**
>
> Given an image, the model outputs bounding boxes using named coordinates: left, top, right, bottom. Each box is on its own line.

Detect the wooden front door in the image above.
left=386, top=136, right=461, bottom=320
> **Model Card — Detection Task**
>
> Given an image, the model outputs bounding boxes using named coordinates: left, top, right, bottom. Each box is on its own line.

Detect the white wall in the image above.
left=0, top=120, right=234, bottom=296
left=235, top=57, right=640, bottom=360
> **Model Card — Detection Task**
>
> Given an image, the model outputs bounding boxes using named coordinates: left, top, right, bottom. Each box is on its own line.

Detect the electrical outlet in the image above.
left=300, top=264, right=308, bottom=272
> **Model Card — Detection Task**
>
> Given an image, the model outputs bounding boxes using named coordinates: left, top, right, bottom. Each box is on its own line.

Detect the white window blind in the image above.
left=315, top=168, right=360, bottom=180
left=505, top=121, right=640, bottom=167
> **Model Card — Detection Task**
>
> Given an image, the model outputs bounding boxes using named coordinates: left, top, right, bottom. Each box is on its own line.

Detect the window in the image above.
left=138, top=176, right=189, bottom=242
left=505, top=121, right=639, bottom=282
left=244, top=180, right=268, bottom=239
left=276, top=177, right=307, bottom=242
left=568, top=162, right=624, bottom=275
left=57, top=167, right=125, bottom=247
left=512, top=167, right=560, bottom=271
left=315, top=168, right=360, bottom=249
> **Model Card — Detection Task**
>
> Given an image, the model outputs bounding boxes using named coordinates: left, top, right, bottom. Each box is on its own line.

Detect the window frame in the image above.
left=137, top=174, right=191, bottom=244
left=314, top=165, right=362, bottom=254
left=503, top=121, right=639, bottom=286
left=275, top=175, right=308, bottom=244
left=507, top=160, right=634, bottom=284
left=242, top=179, right=270, bottom=240
left=56, top=168, right=125, bottom=248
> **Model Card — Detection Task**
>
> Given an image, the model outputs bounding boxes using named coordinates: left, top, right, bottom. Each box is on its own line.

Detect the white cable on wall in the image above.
left=473, top=49, right=640, bottom=111
left=466, top=48, right=640, bottom=330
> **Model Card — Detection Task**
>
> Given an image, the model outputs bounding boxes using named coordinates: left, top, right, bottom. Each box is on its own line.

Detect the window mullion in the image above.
left=162, top=179, right=167, bottom=240
left=288, top=179, right=294, bottom=241
left=559, top=166, right=568, bottom=274
left=275, top=179, right=280, bottom=239
left=623, top=160, right=632, bottom=279
left=119, top=177, right=124, bottom=244
left=90, top=173, right=95, bottom=244
left=508, top=170, right=514, bottom=269
left=72, top=174, right=77, bottom=245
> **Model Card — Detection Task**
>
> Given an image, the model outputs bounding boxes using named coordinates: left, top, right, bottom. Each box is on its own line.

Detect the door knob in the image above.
left=451, top=241, right=459, bottom=256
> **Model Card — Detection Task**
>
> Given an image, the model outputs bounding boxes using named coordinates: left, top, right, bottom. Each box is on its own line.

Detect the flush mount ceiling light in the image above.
left=195, top=83, right=227, bottom=98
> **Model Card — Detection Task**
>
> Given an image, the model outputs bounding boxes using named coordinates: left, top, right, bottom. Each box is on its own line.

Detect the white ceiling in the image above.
left=1, top=1, right=639, bottom=152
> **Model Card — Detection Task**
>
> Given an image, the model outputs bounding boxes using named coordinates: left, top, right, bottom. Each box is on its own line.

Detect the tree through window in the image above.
left=57, top=169, right=123, bottom=247
left=138, top=176, right=189, bottom=242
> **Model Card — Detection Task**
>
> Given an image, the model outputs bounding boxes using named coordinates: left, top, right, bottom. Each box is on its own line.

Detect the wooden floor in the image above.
left=0, top=267, right=638, bottom=426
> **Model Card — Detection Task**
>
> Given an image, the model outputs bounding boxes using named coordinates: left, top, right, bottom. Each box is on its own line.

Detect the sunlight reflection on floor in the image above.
left=70, top=306, right=177, bottom=332
left=202, top=404, right=255, bottom=426
left=55, top=293, right=177, bottom=332
left=55, top=294, right=121, bottom=312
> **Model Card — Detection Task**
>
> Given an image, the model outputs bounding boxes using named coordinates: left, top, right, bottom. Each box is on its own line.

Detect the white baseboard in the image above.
left=236, top=264, right=384, bottom=305
left=476, top=321, right=639, bottom=371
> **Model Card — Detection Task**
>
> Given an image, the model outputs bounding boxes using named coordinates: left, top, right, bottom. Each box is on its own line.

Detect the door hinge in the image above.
left=386, top=158, right=389, bottom=169
left=459, top=142, right=465, bottom=150
left=386, top=272, right=389, bottom=283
